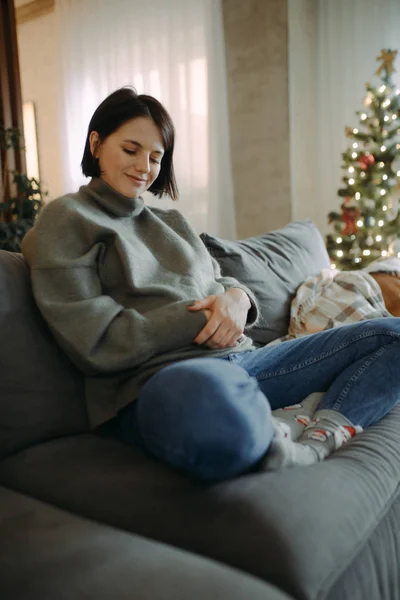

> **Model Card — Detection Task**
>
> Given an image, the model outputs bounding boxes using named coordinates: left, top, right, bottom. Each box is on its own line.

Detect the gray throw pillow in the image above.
left=200, top=219, right=330, bottom=345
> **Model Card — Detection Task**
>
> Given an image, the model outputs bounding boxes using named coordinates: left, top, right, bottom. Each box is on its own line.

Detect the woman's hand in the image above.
left=188, top=288, right=251, bottom=349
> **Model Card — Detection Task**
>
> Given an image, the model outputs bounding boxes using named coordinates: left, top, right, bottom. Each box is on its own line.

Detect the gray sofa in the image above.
left=1, top=220, right=400, bottom=600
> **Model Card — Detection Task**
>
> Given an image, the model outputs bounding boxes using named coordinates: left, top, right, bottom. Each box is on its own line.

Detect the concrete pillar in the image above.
left=222, top=0, right=291, bottom=238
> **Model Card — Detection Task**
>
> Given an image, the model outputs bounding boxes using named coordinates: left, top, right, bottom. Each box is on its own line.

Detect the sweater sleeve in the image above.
left=210, top=256, right=259, bottom=327
left=21, top=205, right=207, bottom=376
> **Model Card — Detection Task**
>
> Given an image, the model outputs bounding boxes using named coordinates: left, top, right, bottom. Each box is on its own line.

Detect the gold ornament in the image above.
left=345, top=127, right=353, bottom=137
left=366, top=235, right=374, bottom=246
left=364, top=92, right=374, bottom=106
left=376, top=49, right=398, bottom=76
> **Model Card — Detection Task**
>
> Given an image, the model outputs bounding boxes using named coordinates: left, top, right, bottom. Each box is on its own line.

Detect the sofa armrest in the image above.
left=0, top=485, right=292, bottom=600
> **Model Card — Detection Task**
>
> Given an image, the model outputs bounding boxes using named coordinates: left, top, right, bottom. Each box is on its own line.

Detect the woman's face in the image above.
left=90, top=117, right=164, bottom=198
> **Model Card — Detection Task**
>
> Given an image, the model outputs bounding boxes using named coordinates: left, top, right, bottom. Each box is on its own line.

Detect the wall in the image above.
left=288, top=0, right=318, bottom=226
left=16, top=4, right=64, bottom=201
left=222, top=0, right=291, bottom=238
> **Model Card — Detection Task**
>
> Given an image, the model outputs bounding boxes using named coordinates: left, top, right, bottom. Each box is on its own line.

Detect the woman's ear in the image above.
left=89, top=131, right=100, bottom=157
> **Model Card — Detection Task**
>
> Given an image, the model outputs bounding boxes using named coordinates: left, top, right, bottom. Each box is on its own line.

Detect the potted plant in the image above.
left=0, top=125, right=45, bottom=252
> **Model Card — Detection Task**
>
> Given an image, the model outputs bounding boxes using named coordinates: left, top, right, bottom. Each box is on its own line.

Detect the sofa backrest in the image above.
left=201, top=219, right=331, bottom=345
left=0, top=251, right=88, bottom=459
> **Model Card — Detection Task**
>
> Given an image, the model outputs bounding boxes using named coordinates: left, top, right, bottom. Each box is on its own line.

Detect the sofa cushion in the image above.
left=0, top=251, right=88, bottom=458
left=1, top=486, right=289, bottom=600
left=201, top=219, right=330, bottom=344
left=2, top=406, right=400, bottom=600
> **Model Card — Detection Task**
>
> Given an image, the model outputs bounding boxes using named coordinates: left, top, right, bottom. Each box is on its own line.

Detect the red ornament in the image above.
left=341, top=197, right=360, bottom=235
left=359, top=154, right=375, bottom=170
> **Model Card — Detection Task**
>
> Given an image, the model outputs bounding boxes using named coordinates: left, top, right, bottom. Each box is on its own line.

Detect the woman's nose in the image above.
left=136, top=153, right=150, bottom=173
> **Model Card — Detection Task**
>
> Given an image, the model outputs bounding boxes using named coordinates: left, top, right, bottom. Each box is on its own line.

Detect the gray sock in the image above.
left=271, top=392, right=324, bottom=441
left=260, top=417, right=320, bottom=471
left=298, top=409, right=362, bottom=461
left=260, top=410, right=361, bottom=471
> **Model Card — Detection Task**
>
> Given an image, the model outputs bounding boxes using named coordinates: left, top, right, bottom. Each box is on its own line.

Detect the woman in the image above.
left=22, top=87, right=400, bottom=481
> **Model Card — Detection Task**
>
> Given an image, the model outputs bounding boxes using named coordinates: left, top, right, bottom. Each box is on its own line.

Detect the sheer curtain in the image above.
left=55, top=0, right=235, bottom=237
left=316, top=0, right=400, bottom=234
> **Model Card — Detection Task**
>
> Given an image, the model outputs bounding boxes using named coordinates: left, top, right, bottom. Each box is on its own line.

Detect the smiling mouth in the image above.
left=126, top=174, right=146, bottom=183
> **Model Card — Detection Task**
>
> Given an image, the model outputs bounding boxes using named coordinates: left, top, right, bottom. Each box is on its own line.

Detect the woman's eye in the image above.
left=123, top=149, right=136, bottom=155
left=151, top=157, right=161, bottom=164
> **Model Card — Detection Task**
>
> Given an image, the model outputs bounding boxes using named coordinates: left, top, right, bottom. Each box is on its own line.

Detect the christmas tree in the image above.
left=326, top=49, right=400, bottom=270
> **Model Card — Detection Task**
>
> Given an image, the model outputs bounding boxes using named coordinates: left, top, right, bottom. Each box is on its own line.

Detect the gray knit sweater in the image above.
left=22, top=178, right=259, bottom=427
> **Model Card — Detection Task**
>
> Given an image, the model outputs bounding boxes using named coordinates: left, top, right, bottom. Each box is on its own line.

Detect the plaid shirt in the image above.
left=274, top=268, right=391, bottom=343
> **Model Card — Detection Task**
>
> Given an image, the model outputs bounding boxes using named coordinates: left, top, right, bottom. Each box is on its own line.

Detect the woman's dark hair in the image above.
left=81, top=87, right=178, bottom=200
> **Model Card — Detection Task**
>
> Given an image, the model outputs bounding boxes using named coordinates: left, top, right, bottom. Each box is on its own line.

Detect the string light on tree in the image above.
left=326, top=48, right=400, bottom=270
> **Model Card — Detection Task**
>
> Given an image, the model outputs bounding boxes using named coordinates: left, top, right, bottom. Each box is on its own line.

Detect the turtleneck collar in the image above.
left=81, top=177, right=146, bottom=218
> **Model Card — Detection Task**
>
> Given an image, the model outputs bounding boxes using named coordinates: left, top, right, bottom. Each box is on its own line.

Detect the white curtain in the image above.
left=316, top=0, right=400, bottom=234
left=55, top=0, right=236, bottom=237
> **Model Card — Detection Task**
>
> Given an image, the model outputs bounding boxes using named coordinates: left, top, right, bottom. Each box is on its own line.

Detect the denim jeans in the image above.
left=115, top=318, right=400, bottom=480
